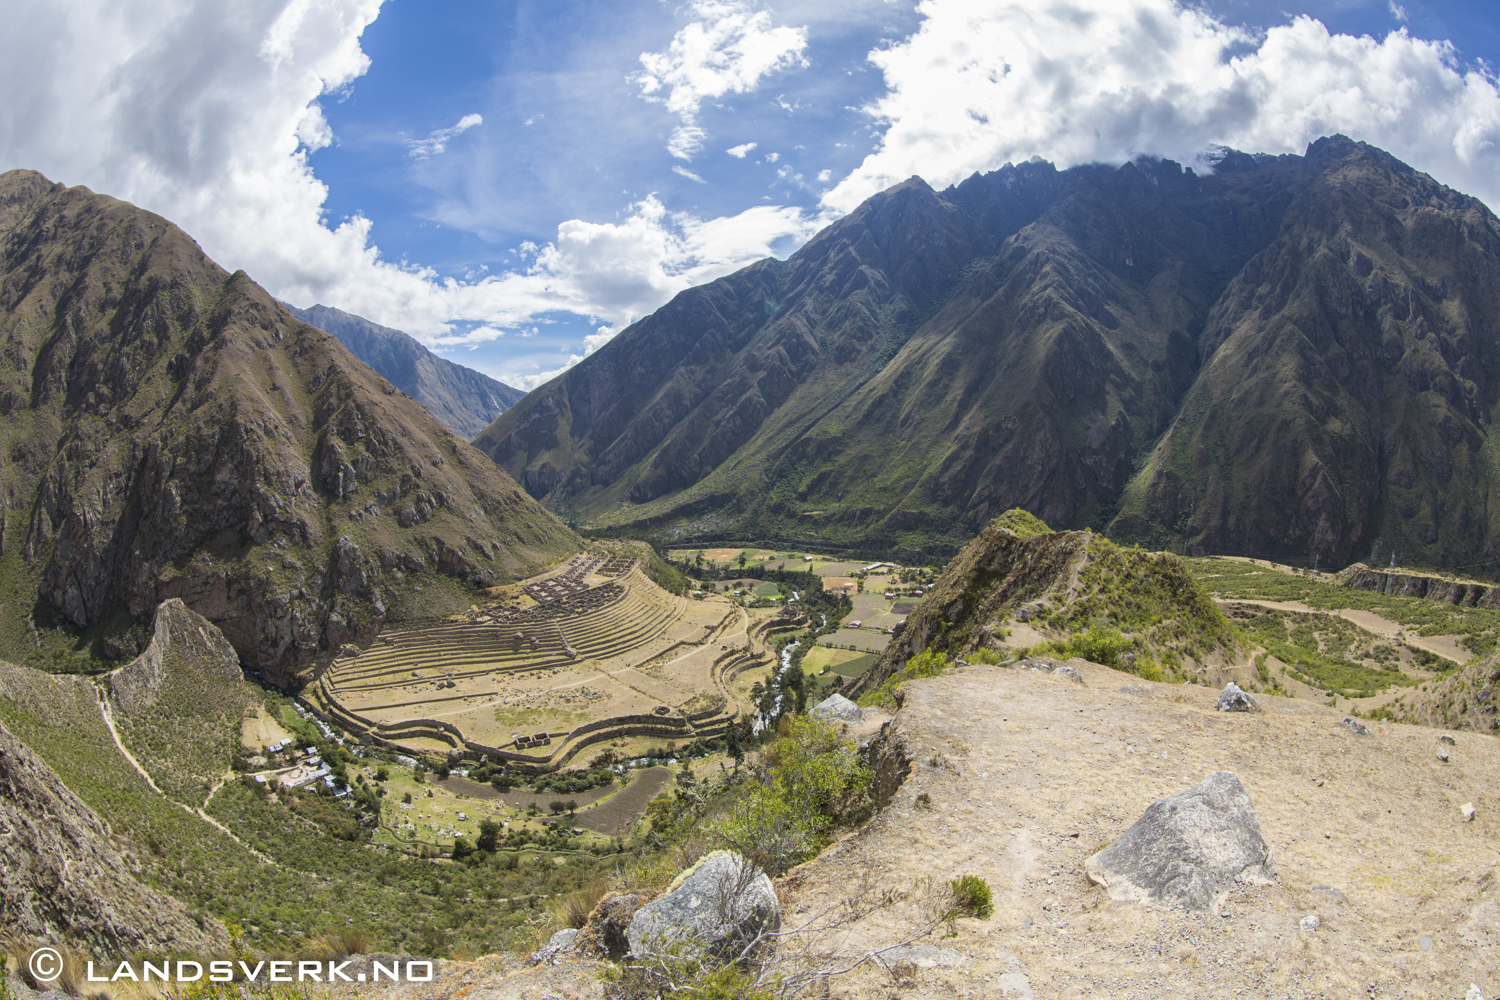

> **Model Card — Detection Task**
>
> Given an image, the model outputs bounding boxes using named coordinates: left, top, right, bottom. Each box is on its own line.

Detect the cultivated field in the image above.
left=310, top=551, right=774, bottom=768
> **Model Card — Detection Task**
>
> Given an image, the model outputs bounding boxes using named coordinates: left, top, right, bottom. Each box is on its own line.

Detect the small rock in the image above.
left=1441, top=735, right=1457, bottom=746
left=1051, top=665, right=1084, bottom=684
left=1461, top=802, right=1477, bottom=823
left=531, top=928, right=578, bottom=964
left=810, top=693, right=866, bottom=723
left=1418, top=936, right=1434, bottom=951
left=1216, top=683, right=1256, bottom=713
left=1438, top=748, right=1450, bottom=762
left=1310, top=885, right=1346, bottom=903
left=1466, top=985, right=1484, bottom=1000
left=1117, top=684, right=1151, bottom=696
left=1339, top=717, right=1370, bottom=736
left=1299, top=914, right=1321, bottom=933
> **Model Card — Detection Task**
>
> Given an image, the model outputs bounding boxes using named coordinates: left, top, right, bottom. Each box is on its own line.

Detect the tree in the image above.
left=548, top=800, right=567, bottom=815
left=726, top=719, right=745, bottom=770
left=565, top=800, right=578, bottom=816
left=477, top=819, right=501, bottom=853
left=738, top=552, right=748, bottom=570
left=375, top=767, right=390, bottom=782
left=451, top=836, right=474, bottom=861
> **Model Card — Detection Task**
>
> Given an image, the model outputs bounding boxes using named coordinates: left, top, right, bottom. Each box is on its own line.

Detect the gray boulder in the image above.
left=627, top=851, right=780, bottom=958
left=811, top=693, right=866, bottom=723
left=531, top=928, right=579, bottom=964
left=1051, top=665, right=1084, bottom=684
left=1084, top=771, right=1277, bottom=911
left=1339, top=717, right=1370, bottom=736
left=1216, top=682, right=1256, bottom=712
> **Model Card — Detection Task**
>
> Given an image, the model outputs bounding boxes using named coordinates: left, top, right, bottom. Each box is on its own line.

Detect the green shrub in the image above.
left=1054, top=625, right=1132, bottom=666
left=970, top=648, right=1004, bottom=665
left=948, top=875, right=994, bottom=919
left=708, top=716, right=871, bottom=874
left=859, top=649, right=949, bottom=710
left=991, top=508, right=1052, bottom=538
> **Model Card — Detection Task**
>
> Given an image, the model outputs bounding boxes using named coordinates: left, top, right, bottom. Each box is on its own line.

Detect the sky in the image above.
left=2, top=1, right=1499, bottom=391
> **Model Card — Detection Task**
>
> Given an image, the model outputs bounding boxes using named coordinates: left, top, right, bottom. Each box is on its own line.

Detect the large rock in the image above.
left=626, top=851, right=780, bottom=958
left=1216, top=682, right=1256, bottom=713
left=811, top=693, right=866, bottom=723
left=1084, top=771, right=1277, bottom=911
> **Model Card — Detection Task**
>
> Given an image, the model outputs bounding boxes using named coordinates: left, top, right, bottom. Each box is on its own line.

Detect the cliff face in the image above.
left=287, top=303, right=524, bottom=439
left=0, top=170, right=578, bottom=685
left=0, top=714, right=230, bottom=953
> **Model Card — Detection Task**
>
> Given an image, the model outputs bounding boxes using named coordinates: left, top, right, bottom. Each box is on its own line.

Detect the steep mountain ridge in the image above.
left=286, top=303, right=524, bottom=438
left=0, top=169, right=577, bottom=685
left=477, top=137, right=1500, bottom=575
left=1113, top=137, right=1500, bottom=571
left=475, top=148, right=1312, bottom=557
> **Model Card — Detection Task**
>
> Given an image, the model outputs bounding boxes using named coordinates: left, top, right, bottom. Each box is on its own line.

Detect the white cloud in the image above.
left=405, top=112, right=482, bottom=158
left=764, top=151, right=780, bottom=162
left=635, top=1, right=808, bottom=160
left=0, top=0, right=821, bottom=385
left=826, top=0, right=1500, bottom=213
left=672, top=164, right=708, bottom=183
left=816, top=168, right=831, bottom=182
left=727, top=141, right=758, bottom=157
left=1389, top=2, right=1408, bottom=22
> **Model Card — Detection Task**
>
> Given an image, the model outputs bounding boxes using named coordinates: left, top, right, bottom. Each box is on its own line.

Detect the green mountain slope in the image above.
left=287, top=303, right=524, bottom=438
left=474, top=150, right=1309, bottom=558
left=1111, top=136, right=1500, bottom=571
left=0, top=169, right=577, bottom=686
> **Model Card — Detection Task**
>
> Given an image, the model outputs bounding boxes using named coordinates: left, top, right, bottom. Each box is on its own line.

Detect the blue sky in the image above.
left=3, top=0, right=1500, bottom=390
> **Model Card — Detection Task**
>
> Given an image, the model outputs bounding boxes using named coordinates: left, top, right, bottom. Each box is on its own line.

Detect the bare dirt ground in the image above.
left=783, top=661, right=1500, bottom=999
left=239, top=705, right=294, bottom=751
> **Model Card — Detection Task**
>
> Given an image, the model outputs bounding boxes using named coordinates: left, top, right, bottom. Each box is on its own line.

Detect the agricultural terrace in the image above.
left=311, top=552, right=774, bottom=769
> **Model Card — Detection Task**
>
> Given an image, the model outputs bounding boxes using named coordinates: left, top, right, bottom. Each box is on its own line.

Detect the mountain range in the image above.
left=0, top=169, right=576, bottom=687
left=286, top=303, right=524, bottom=439
left=474, top=136, right=1500, bottom=574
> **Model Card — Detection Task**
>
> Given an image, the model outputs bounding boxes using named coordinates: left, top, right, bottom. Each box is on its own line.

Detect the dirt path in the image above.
left=96, top=691, right=275, bottom=866
left=1221, top=599, right=1473, bottom=664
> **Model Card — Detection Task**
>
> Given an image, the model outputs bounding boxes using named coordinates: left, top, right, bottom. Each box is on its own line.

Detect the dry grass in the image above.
left=546, top=879, right=611, bottom=931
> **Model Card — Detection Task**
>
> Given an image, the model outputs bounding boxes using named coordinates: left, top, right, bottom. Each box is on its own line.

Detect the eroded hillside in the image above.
left=0, top=169, right=577, bottom=685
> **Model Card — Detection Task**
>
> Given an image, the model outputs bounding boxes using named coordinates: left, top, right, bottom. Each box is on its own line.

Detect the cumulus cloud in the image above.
left=727, top=141, right=758, bottom=157
left=0, top=0, right=820, bottom=375
left=636, top=0, right=808, bottom=159
left=405, top=112, right=482, bottom=158
left=826, top=0, right=1500, bottom=213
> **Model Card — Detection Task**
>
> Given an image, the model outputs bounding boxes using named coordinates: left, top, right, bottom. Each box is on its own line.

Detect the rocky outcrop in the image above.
left=626, top=851, right=780, bottom=958
left=1084, top=771, right=1277, bottom=911
left=108, top=598, right=240, bottom=715
left=0, top=170, right=578, bottom=686
left=854, top=511, right=1233, bottom=696
left=1336, top=564, right=1500, bottom=609
left=0, top=716, right=229, bottom=952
